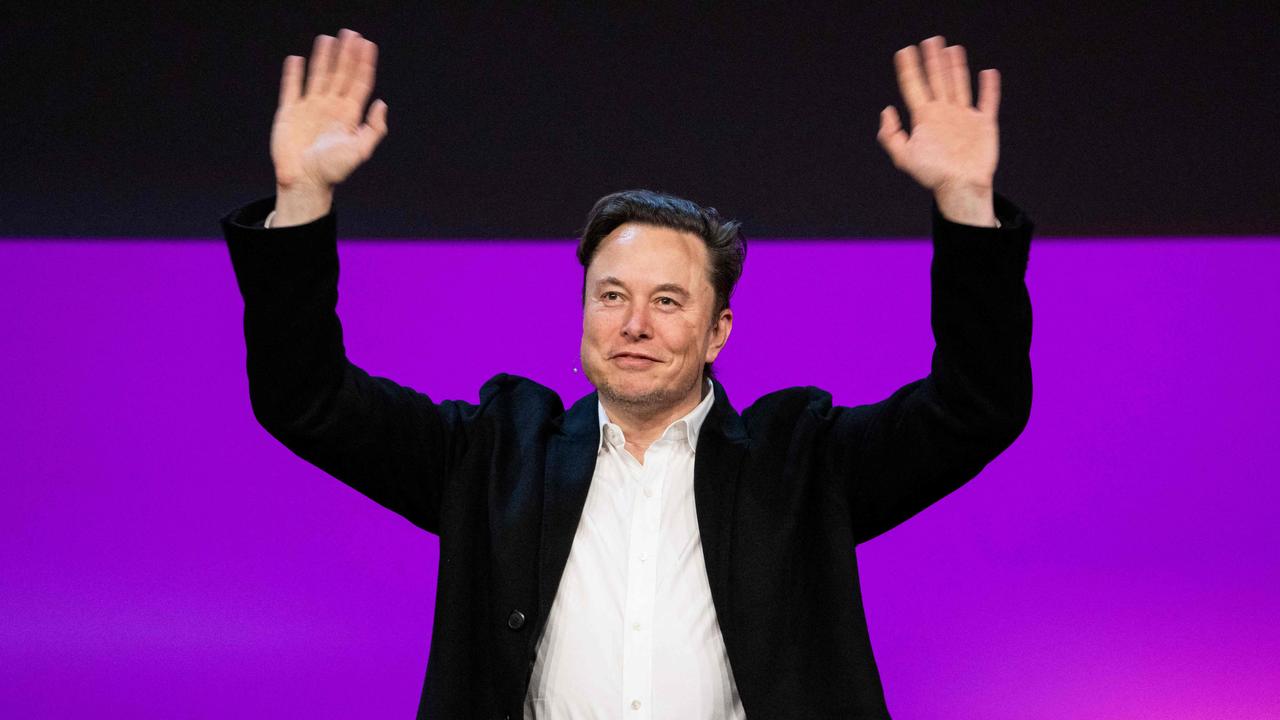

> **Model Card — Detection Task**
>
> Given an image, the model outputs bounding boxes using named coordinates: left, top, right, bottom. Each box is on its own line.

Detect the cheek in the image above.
left=667, top=317, right=702, bottom=350
left=583, top=312, right=612, bottom=348
left=644, top=325, right=687, bottom=369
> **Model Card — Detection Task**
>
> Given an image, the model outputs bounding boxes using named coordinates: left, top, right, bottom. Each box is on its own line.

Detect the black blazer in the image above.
left=222, top=194, right=1033, bottom=719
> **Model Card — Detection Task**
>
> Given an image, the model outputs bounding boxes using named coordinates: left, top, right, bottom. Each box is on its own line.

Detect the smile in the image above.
left=612, top=355, right=659, bottom=368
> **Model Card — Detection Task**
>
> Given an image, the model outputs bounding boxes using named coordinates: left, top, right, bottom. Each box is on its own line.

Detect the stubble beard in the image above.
left=589, top=364, right=701, bottom=418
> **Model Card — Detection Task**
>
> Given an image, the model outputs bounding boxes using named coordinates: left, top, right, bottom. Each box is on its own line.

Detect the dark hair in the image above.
left=577, top=189, right=747, bottom=381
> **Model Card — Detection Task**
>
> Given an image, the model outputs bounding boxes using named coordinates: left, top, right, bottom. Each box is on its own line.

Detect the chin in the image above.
left=595, top=372, right=671, bottom=407
left=604, top=372, right=655, bottom=395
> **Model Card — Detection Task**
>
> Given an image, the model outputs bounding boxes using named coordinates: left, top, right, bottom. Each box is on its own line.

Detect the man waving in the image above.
left=222, top=29, right=1033, bottom=719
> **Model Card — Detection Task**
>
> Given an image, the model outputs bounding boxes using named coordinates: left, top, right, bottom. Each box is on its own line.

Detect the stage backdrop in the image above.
left=1, top=225, right=1277, bottom=718
left=5, top=2, right=1278, bottom=238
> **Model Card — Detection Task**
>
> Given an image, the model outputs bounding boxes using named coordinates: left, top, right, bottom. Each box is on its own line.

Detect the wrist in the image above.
left=933, top=180, right=996, bottom=227
left=272, top=182, right=334, bottom=227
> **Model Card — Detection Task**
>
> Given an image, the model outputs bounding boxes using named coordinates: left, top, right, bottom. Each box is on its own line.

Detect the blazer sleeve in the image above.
left=221, top=196, right=475, bottom=535
left=820, top=193, right=1034, bottom=545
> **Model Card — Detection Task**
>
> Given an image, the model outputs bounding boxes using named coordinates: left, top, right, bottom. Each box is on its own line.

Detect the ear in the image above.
left=704, top=307, right=733, bottom=364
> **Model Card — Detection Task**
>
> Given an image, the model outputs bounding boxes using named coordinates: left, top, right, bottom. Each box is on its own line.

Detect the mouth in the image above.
left=612, top=352, right=660, bottom=368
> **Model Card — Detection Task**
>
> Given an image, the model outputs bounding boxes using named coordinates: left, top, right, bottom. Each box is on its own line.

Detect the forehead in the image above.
left=587, top=222, right=711, bottom=289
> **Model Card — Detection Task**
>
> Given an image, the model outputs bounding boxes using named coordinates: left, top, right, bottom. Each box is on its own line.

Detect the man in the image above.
left=222, top=28, right=1033, bottom=719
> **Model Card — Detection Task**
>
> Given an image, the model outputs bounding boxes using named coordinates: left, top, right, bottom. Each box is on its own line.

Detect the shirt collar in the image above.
left=597, top=377, right=715, bottom=454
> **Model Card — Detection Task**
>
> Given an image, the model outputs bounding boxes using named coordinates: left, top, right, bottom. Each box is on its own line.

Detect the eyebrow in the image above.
left=596, top=276, right=691, bottom=298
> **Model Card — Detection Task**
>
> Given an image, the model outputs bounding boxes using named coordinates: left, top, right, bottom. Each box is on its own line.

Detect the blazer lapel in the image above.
left=534, top=389, right=600, bottom=650
left=694, top=377, right=749, bottom=637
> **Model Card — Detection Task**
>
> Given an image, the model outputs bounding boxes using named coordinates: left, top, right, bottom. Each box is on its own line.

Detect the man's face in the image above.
left=580, top=222, right=732, bottom=414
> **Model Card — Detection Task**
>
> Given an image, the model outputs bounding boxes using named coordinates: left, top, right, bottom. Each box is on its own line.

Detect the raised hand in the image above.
left=270, top=29, right=388, bottom=225
left=877, top=36, right=1000, bottom=226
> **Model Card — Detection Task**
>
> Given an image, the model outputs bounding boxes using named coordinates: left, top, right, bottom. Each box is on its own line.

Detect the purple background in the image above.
left=2, top=235, right=1277, bottom=718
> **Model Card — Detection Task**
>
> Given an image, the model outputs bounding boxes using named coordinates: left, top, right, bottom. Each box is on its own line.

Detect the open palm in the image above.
left=271, top=29, right=388, bottom=191
left=877, top=36, right=1000, bottom=194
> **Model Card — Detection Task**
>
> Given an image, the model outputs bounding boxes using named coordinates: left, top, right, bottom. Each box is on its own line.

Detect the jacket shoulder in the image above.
left=740, top=384, right=839, bottom=438
left=470, top=372, right=567, bottom=423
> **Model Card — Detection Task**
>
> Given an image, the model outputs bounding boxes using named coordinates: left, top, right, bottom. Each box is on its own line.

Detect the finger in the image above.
left=279, top=55, right=303, bottom=107
left=977, top=68, right=1001, bottom=116
left=334, top=28, right=363, bottom=97
left=876, top=106, right=909, bottom=167
left=356, top=99, right=389, bottom=159
left=305, top=34, right=335, bottom=95
left=346, top=40, right=378, bottom=107
left=893, top=45, right=932, bottom=114
left=946, top=45, right=972, bottom=106
left=921, top=35, right=953, bottom=102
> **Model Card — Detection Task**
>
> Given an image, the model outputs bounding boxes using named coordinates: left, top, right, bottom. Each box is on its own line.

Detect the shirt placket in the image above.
left=621, top=441, right=666, bottom=719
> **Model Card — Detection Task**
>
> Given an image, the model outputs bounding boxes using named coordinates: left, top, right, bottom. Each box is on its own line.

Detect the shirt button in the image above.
left=632, top=622, right=641, bottom=631
left=507, top=610, right=526, bottom=630
left=632, top=700, right=642, bottom=710
left=639, top=552, right=647, bottom=562
left=643, top=487, right=653, bottom=498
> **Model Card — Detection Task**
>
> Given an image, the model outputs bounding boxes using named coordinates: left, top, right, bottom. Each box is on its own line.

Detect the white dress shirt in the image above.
left=523, top=377, right=746, bottom=719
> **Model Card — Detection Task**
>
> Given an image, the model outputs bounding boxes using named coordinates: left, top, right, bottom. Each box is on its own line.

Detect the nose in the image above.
left=620, top=302, right=652, bottom=341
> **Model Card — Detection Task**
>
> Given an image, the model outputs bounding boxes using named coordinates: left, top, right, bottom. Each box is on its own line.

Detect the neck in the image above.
left=600, top=376, right=709, bottom=452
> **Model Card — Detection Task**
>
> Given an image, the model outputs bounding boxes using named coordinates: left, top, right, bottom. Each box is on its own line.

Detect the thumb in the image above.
left=876, top=105, right=909, bottom=168
left=355, top=99, right=389, bottom=160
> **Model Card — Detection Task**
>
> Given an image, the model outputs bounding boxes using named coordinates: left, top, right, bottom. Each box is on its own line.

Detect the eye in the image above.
left=656, top=296, right=679, bottom=307
left=601, top=291, right=623, bottom=302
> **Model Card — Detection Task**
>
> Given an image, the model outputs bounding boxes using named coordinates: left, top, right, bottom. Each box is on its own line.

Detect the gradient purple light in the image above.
left=2, top=236, right=1277, bottom=719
